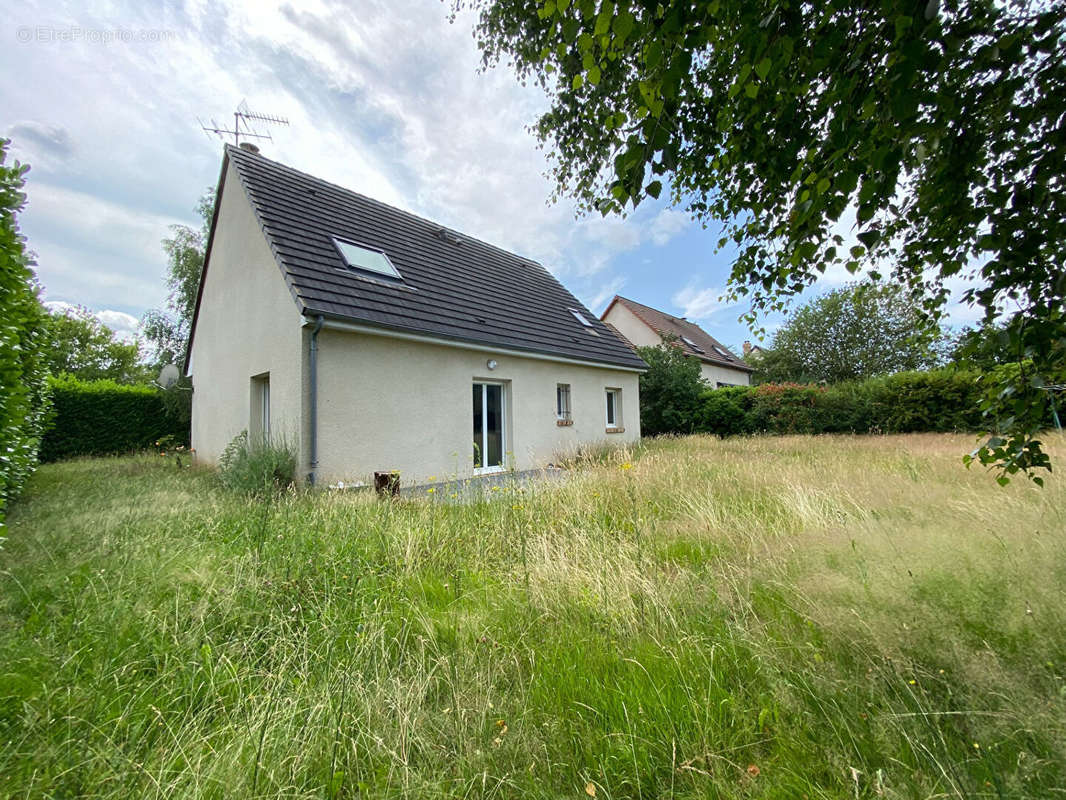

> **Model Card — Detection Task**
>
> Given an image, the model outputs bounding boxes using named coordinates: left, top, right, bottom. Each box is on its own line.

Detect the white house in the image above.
left=601, top=295, right=753, bottom=387
left=185, top=144, right=646, bottom=487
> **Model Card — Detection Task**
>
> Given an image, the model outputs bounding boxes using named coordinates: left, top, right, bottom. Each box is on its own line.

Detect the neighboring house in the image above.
left=601, top=295, right=753, bottom=387
left=742, top=340, right=767, bottom=360
left=186, top=144, right=646, bottom=487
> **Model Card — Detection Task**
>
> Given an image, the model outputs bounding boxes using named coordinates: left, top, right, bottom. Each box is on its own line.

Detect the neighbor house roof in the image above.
left=602, top=295, right=753, bottom=372
left=187, top=144, right=646, bottom=371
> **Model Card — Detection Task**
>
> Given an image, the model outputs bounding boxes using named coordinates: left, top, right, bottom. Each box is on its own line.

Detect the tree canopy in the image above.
left=141, top=190, right=213, bottom=370
left=458, top=0, right=1066, bottom=483
left=43, top=305, right=145, bottom=384
left=753, top=283, right=944, bottom=384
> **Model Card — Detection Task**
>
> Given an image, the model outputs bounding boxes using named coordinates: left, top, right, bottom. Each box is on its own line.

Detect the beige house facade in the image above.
left=186, top=145, right=645, bottom=487
left=601, top=295, right=754, bottom=387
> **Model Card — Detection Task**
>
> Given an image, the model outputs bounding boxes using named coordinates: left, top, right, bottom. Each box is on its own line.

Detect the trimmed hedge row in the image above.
left=696, top=369, right=987, bottom=437
left=40, top=376, right=189, bottom=462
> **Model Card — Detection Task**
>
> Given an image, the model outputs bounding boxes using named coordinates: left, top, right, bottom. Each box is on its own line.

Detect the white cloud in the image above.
left=649, top=208, right=691, bottom=246
left=44, top=301, right=143, bottom=342
left=3, top=0, right=661, bottom=322
left=671, top=283, right=735, bottom=322
left=583, top=276, right=627, bottom=316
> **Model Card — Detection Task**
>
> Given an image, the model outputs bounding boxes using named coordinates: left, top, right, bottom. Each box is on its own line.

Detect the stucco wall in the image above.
left=699, top=361, right=751, bottom=387
left=314, top=328, right=641, bottom=486
left=603, top=302, right=663, bottom=348
left=604, top=302, right=751, bottom=387
left=188, top=161, right=306, bottom=465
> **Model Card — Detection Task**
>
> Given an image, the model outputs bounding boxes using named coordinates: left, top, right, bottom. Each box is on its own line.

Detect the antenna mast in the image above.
left=199, top=99, right=289, bottom=145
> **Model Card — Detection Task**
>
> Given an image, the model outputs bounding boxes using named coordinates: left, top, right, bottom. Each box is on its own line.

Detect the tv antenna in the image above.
left=198, top=99, right=289, bottom=146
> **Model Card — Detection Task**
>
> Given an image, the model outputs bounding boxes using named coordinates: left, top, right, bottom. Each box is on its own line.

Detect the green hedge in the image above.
left=696, top=369, right=989, bottom=437
left=1, top=139, right=52, bottom=528
left=39, top=376, right=189, bottom=462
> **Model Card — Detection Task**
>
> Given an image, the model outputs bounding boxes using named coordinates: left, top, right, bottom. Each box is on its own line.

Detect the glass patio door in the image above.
left=473, top=382, right=504, bottom=471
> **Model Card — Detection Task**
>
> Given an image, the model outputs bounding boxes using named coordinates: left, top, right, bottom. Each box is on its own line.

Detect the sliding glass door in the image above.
left=473, top=382, right=504, bottom=471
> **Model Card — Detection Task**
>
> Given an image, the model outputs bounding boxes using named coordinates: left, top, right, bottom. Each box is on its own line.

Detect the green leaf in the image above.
left=572, top=73, right=584, bottom=90
left=595, top=4, right=614, bottom=36
left=587, top=65, right=601, bottom=85
left=755, top=57, right=772, bottom=79
left=646, top=180, right=662, bottom=199
left=645, top=41, right=663, bottom=70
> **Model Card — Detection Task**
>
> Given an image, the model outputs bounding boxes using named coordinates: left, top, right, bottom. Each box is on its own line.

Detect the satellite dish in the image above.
left=157, top=364, right=180, bottom=389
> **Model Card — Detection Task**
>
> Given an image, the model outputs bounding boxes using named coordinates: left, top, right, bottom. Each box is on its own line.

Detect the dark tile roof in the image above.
left=203, top=144, right=646, bottom=371
left=603, top=295, right=753, bottom=372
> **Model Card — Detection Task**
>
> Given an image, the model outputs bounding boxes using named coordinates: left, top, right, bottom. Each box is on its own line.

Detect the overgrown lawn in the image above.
left=2, top=434, right=1064, bottom=798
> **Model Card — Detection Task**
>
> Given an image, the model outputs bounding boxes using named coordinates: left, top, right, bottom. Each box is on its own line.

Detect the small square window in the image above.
left=556, top=383, right=572, bottom=421
left=333, top=237, right=402, bottom=280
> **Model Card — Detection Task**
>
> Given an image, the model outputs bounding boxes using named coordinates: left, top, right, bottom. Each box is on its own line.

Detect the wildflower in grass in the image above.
left=585, top=783, right=596, bottom=797
left=746, top=764, right=761, bottom=777
left=491, top=485, right=500, bottom=492
left=426, top=487, right=436, bottom=495
left=621, top=462, right=633, bottom=471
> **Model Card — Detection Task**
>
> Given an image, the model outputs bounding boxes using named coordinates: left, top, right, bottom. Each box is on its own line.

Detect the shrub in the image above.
left=689, top=368, right=994, bottom=438
left=0, top=139, right=51, bottom=528
left=636, top=340, right=706, bottom=436
left=217, top=431, right=297, bottom=495
left=696, top=386, right=750, bottom=436
left=39, top=376, right=188, bottom=462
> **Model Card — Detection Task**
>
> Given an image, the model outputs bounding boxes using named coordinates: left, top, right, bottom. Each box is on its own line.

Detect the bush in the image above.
left=689, top=368, right=992, bottom=438
left=217, top=431, right=297, bottom=495
left=0, top=139, right=51, bottom=528
left=636, top=340, right=706, bottom=436
left=39, top=376, right=188, bottom=462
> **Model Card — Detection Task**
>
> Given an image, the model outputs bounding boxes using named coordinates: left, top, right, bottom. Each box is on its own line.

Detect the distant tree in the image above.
left=0, top=139, right=51, bottom=529
left=458, top=0, right=1066, bottom=481
left=749, top=346, right=810, bottom=385
left=43, top=305, right=145, bottom=383
left=951, top=321, right=1017, bottom=371
left=764, top=283, right=944, bottom=384
left=636, top=338, right=706, bottom=435
left=141, top=190, right=213, bottom=430
left=141, top=190, right=213, bottom=370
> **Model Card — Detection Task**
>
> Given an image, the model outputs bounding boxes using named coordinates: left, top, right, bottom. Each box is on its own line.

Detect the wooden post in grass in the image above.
left=374, top=471, right=400, bottom=498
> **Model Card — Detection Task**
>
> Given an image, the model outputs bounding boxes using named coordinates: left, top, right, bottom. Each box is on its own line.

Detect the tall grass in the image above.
left=1, top=433, right=1064, bottom=798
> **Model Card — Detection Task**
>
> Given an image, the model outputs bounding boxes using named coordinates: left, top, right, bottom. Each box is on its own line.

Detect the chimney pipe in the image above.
left=238, top=141, right=260, bottom=154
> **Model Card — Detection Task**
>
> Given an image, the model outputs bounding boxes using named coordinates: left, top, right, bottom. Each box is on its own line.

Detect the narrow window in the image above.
left=605, top=387, right=621, bottom=428
left=251, top=373, right=270, bottom=441
left=556, top=383, right=571, bottom=423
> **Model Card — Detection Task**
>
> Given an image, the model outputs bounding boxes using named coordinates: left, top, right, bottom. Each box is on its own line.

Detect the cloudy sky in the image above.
left=3, top=0, right=978, bottom=352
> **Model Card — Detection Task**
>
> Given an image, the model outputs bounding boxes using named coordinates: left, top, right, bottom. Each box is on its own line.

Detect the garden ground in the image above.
left=1, top=433, right=1065, bottom=798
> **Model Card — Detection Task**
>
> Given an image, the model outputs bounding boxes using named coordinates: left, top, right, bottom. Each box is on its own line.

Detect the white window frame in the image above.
left=556, top=383, right=572, bottom=421
left=473, top=380, right=507, bottom=474
left=605, top=387, right=621, bottom=428
left=569, top=308, right=594, bottom=327
left=251, top=373, right=270, bottom=441
left=332, top=237, right=403, bottom=280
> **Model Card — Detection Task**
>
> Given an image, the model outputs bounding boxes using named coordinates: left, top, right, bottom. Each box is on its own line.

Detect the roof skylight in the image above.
left=570, top=309, right=594, bottom=327
left=333, top=238, right=402, bottom=280
left=680, top=335, right=704, bottom=353
left=712, top=344, right=731, bottom=358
